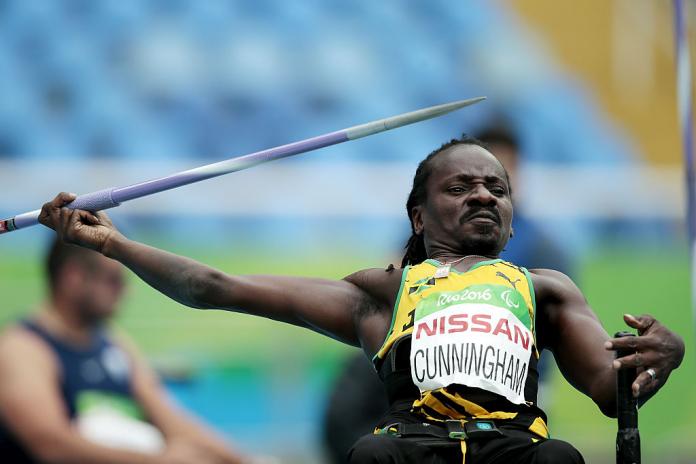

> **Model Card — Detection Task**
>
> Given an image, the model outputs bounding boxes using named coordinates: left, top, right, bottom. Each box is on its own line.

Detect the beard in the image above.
left=76, top=298, right=113, bottom=327
left=459, top=223, right=506, bottom=256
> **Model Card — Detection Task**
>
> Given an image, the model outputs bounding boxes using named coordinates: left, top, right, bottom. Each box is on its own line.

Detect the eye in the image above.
left=447, top=185, right=467, bottom=194
left=490, top=185, right=507, bottom=196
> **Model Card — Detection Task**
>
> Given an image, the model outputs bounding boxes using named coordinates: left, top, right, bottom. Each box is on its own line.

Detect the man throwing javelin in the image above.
left=38, top=136, right=685, bottom=463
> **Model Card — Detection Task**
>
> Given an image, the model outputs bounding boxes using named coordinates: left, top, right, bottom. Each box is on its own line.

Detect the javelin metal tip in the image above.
left=414, top=96, right=486, bottom=113
left=452, top=96, right=487, bottom=106
left=422, top=96, right=486, bottom=116
left=347, top=96, right=487, bottom=140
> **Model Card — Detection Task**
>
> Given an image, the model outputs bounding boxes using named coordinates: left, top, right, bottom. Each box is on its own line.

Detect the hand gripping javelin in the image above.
left=0, top=97, right=485, bottom=235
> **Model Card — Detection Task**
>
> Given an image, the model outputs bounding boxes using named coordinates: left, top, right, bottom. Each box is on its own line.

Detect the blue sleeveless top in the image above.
left=0, top=320, right=139, bottom=462
left=23, top=319, right=135, bottom=417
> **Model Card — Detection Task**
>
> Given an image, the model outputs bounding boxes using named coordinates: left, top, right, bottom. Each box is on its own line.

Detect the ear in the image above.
left=412, top=205, right=424, bottom=235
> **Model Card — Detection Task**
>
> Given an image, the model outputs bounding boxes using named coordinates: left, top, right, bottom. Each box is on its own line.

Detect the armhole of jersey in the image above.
left=372, top=265, right=409, bottom=364
left=522, top=267, right=537, bottom=336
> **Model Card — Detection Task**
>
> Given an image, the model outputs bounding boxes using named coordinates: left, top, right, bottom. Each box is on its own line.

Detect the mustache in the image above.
left=460, top=207, right=501, bottom=225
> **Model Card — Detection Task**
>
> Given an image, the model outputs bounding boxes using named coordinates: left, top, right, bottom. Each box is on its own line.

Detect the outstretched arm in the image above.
left=39, top=193, right=393, bottom=348
left=533, top=269, right=684, bottom=417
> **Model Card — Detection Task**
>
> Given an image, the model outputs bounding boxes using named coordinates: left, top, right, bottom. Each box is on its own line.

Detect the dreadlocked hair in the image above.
left=401, top=134, right=498, bottom=268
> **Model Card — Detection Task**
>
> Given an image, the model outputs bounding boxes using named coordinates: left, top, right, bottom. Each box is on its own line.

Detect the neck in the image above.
left=428, top=251, right=498, bottom=263
left=37, top=299, right=98, bottom=347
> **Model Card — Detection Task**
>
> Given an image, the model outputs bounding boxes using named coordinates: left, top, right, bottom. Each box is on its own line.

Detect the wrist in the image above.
left=101, top=231, right=126, bottom=259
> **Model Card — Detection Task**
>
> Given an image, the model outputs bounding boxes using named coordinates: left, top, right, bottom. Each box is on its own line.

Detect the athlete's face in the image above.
left=67, top=255, right=125, bottom=324
left=411, top=144, right=513, bottom=257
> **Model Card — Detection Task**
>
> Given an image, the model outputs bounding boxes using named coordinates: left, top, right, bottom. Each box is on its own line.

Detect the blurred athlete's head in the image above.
left=46, top=237, right=125, bottom=324
left=402, top=136, right=513, bottom=267
left=474, top=123, right=520, bottom=192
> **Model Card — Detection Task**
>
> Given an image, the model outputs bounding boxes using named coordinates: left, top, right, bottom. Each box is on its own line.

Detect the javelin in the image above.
left=0, top=97, right=485, bottom=235
left=673, top=0, right=696, bottom=353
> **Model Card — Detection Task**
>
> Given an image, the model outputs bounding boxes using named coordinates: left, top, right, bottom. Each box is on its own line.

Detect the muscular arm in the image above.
left=39, top=193, right=396, bottom=351
left=104, top=234, right=391, bottom=346
left=533, top=270, right=617, bottom=416
left=534, top=269, right=684, bottom=418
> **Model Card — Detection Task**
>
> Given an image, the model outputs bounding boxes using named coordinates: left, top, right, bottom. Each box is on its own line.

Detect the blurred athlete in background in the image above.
left=0, top=238, right=253, bottom=464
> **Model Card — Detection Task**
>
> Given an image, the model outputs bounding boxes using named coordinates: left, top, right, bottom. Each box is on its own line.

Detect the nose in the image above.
left=467, top=184, right=497, bottom=206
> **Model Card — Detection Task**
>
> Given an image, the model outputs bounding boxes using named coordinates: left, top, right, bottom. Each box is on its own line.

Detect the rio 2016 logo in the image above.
left=437, top=288, right=492, bottom=306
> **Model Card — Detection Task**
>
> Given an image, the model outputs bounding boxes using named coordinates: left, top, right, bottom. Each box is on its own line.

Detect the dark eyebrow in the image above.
left=451, top=173, right=506, bottom=183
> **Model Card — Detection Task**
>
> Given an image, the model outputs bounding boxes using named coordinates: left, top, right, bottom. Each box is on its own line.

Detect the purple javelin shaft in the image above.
left=114, top=130, right=346, bottom=203
left=4, top=130, right=346, bottom=232
left=0, top=97, right=484, bottom=235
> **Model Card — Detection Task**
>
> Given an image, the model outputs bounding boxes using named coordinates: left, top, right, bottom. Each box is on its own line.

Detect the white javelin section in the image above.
left=345, top=97, right=486, bottom=140
left=0, top=160, right=685, bottom=219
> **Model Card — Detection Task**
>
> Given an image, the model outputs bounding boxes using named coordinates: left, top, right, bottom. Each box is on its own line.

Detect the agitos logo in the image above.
left=500, top=290, right=519, bottom=309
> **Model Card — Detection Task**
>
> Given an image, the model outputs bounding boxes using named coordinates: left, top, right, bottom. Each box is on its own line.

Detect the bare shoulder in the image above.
left=343, top=265, right=404, bottom=307
left=110, top=328, right=158, bottom=380
left=528, top=268, right=587, bottom=325
left=110, top=328, right=147, bottom=367
left=0, top=325, right=53, bottom=357
left=527, top=268, right=584, bottom=303
left=0, top=325, right=56, bottom=374
left=110, top=327, right=139, bottom=356
left=343, top=265, right=404, bottom=354
left=527, top=269, right=594, bottom=350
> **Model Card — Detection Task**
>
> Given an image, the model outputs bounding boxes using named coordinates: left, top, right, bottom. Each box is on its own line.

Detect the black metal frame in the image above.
left=615, top=331, right=641, bottom=464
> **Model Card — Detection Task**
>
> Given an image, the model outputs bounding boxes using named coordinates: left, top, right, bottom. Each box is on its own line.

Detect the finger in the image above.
left=51, top=192, right=77, bottom=208
left=64, top=210, right=89, bottom=244
left=39, top=192, right=76, bottom=229
left=605, top=334, right=660, bottom=352
left=94, top=210, right=113, bottom=226
left=604, top=334, right=638, bottom=351
left=624, top=313, right=656, bottom=334
left=632, top=369, right=659, bottom=398
left=70, top=209, right=99, bottom=228
left=613, top=352, right=657, bottom=370
left=60, top=208, right=74, bottom=237
left=78, top=210, right=100, bottom=225
left=38, top=202, right=58, bottom=229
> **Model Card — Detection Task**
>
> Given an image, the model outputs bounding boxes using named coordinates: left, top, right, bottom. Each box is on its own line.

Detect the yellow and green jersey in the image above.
left=373, top=258, right=548, bottom=438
